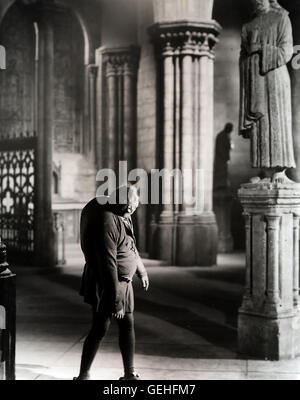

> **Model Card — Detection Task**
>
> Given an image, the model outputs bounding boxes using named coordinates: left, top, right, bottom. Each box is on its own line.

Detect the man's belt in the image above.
left=119, top=277, right=132, bottom=283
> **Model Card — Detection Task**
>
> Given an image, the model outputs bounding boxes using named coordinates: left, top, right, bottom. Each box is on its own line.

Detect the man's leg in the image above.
left=117, top=313, right=138, bottom=379
left=75, top=309, right=111, bottom=380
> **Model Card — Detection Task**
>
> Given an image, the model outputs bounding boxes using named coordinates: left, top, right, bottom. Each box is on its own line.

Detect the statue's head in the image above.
left=251, top=0, right=270, bottom=13
left=224, top=123, right=234, bottom=133
left=269, top=0, right=282, bottom=9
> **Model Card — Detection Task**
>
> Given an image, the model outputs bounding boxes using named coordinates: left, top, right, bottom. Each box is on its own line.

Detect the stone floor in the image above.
left=14, top=251, right=300, bottom=380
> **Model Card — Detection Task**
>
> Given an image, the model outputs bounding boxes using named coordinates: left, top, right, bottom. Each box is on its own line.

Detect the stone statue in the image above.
left=239, top=0, right=295, bottom=183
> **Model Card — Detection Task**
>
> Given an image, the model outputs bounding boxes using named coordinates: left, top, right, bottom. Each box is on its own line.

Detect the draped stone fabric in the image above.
left=239, top=8, right=296, bottom=169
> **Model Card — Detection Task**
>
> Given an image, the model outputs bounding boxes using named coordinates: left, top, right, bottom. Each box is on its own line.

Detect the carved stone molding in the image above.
left=149, top=21, right=221, bottom=58
left=102, top=47, right=140, bottom=76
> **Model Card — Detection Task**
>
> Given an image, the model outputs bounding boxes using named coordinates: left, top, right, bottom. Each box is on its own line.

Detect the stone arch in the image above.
left=0, top=0, right=15, bottom=24
left=55, top=0, right=94, bottom=65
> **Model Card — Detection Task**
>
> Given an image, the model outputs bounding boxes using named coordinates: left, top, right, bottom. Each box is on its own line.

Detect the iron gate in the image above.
left=0, top=132, right=36, bottom=264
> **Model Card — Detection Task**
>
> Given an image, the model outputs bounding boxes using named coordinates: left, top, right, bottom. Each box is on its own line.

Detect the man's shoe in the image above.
left=73, top=374, right=90, bottom=380
left=119, top=372, right=140, bottom=381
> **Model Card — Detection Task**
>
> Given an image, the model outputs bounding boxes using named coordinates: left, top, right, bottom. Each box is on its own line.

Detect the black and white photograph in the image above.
left=0, top=0, right=300, bottom=385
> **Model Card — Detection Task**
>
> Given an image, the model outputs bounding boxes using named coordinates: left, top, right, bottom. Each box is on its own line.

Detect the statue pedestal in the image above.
left=213, top=189, right=234, bottom=253
left=238, top=182, right=300, bottom=360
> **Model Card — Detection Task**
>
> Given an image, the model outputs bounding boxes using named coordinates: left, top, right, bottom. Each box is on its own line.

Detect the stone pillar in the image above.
left=98, top=47, right=140, bottom=174
left=150, top=22, right=221, bottom=266
left=238, top=182, right=300, bottom=360
left=293, top=215, right=300, bottom=308
left=35, top=8, right=56, bottom=267
left=154, top=42, right=176, bottom=263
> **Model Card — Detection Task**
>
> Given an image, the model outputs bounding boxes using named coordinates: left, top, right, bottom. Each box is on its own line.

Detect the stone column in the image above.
left=293, top=214, right=300, bottom=308
left=150, top=22, right=221, bottom=266
left=98, top=47, right=140, bottom=175
left=238, top=182, right=300, bottom=360
left=154, top=43, right=176, bottom=263
left=87, top=64, right=98, bottom=163
left=106, top=60, right=118, bottom=171
left=123, top=56, right=138, bottom=173
left=35, top=7, right=56, bottom=268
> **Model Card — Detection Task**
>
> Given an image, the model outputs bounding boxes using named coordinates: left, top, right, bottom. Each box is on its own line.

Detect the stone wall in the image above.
left=137, top=0, right=156, bottom=172
left=0, top=3, right=35, bottom=138
left=53, top=153, right=96, bottom=202
left=53, top=8, right=84, bottom=153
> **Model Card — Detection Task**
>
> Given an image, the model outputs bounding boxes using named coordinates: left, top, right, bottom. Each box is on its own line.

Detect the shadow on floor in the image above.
left=40, top=266, right=241, bottom=360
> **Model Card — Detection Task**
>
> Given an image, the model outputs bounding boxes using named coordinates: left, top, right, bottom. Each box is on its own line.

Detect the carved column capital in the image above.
left=88, top=64, right=98, bottom=77
left=102, top=46, right=140, bottom=76
left=149, top=20, right=221, bottom=59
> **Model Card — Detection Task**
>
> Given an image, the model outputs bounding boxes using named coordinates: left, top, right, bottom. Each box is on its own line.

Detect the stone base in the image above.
left=150, top=212, right=218, bottom=266
left=152, top=221, right=176, bottom=263
left=238, top=311, right=300, bottom=360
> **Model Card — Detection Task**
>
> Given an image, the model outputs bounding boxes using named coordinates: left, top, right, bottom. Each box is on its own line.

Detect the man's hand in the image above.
left=140, top=275, right=149, bottom=291
left=248, top=42, right=261, bottom=55
left=113, top=308, right=125, bottom=319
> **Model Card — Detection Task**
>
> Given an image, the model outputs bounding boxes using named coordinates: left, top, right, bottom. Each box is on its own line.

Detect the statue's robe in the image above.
left=239, top=9, right=296, bottom=169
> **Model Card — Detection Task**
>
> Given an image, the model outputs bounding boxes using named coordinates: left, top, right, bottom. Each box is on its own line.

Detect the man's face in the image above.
left=252, top=0, right=270, bottom=12
left=127, top=188, right=140, bottom=215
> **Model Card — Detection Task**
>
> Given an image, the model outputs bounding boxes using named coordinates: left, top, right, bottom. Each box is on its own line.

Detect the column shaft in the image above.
left=293, top=215, right=300, bottom=307
left=98, top=47, right=140, bottom=174
left=198, top=53, right=214, bottom=213
left=181, top=52, right=194, bottom=212
left=88, top=65, right=98, bottom=163
left=124, top=64, right=136, bottom=172
left=106, top=64, right=117, bottom=171
left=265, top=215, right=281, bottom=306
left=117, top=67, right=124, bottom=161
left=36, top=12, right=56, bottom=267
left=162, top=50, right=175, bottom=214
left=242, top=213, right=253, bottom=308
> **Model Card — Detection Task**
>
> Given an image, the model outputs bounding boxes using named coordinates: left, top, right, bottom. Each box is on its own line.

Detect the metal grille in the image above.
left=0, top=132, right=36, bottom=263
